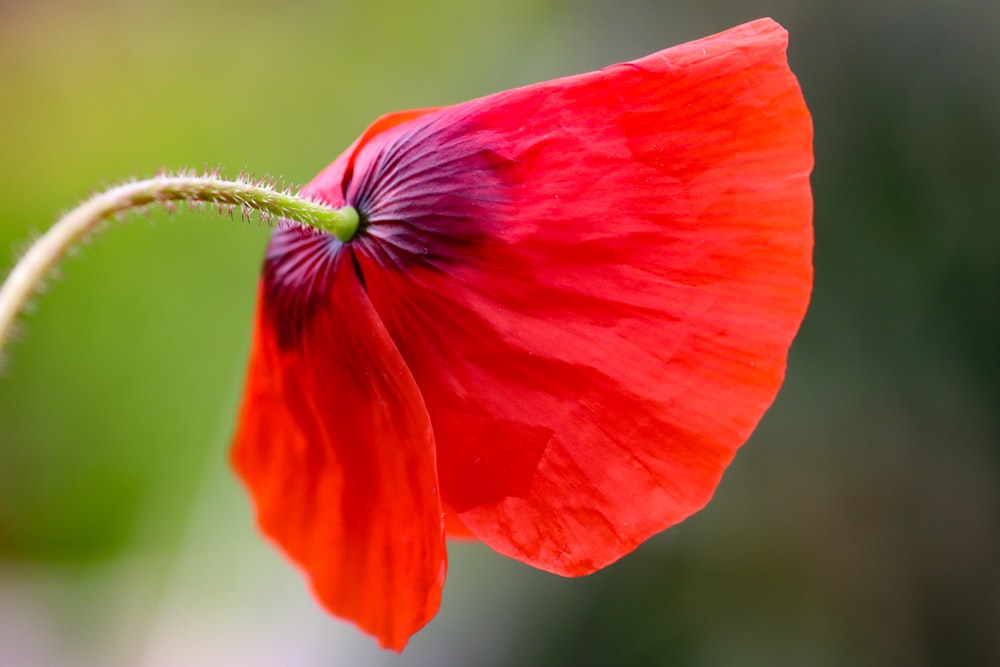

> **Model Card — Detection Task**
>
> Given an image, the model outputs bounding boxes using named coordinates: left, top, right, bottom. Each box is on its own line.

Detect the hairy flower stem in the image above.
left=0, top=175, right=359, bottom=356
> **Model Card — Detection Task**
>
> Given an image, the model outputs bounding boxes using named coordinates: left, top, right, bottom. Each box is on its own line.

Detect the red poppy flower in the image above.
left=232, top=17, right=812, bottom=650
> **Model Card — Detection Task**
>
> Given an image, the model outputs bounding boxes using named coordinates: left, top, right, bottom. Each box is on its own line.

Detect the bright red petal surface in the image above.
left=307, top=18, right=813, bottom=576
left=231, top=245, right=446, bottom=650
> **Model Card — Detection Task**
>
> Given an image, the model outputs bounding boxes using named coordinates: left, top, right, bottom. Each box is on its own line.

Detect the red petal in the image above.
left=304, top=108, right=442, bottom=209
left=231, top=246, right=446, bottom=650
left=442, top=510, right=476, bottom=540
left=334, top=19, right=811, bottom=575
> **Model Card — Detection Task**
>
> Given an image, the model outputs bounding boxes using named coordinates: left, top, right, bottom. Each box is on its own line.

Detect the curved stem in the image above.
left=0, top=174, right=358, bottom=356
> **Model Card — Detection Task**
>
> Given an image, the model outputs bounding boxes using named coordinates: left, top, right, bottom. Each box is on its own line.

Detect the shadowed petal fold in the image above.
left=231, top=243, right=446, bottom=650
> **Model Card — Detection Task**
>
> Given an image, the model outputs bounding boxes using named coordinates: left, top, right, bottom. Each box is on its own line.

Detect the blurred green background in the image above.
left=1, top=0, right=998, bottom=664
